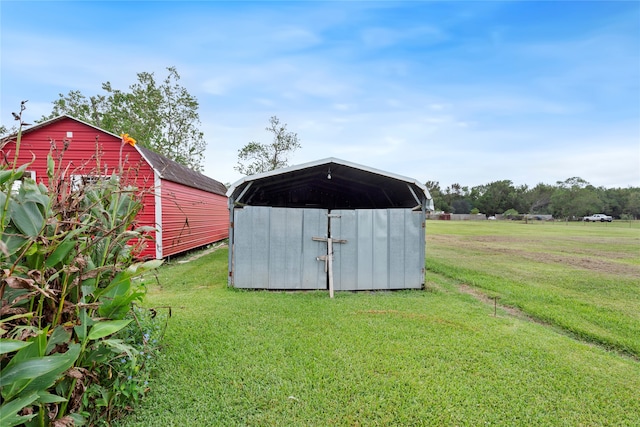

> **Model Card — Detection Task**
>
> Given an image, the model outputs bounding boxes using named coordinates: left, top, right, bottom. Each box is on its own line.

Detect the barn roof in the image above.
left=1, top=114, right=110, bottom=143
left=227, top=157, right=433, bottom=210
left=136, top=146, right=227, bottom=196
left=2, top=115, right=226, bottom=196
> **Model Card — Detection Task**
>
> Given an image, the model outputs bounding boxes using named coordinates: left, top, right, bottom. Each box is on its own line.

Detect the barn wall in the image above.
left=159, top=179, right=228, bottom=258
left=0, top=118, right=158, bottom=258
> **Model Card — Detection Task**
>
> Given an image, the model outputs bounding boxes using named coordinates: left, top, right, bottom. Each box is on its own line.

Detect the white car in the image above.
left=583, top=214, right=612, bottom=222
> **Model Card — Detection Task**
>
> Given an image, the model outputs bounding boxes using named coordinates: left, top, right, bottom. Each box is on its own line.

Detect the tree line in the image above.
left=426, top=177, right=640, bottom=220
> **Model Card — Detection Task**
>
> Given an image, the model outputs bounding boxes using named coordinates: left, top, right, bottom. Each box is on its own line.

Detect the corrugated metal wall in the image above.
left=159, top=179, right=228, bottom=258
left=232, top=206, right=328, bottom=289
left=331, top=209, right=424, bottom=290
left=231, top=206, right=425, bottom=290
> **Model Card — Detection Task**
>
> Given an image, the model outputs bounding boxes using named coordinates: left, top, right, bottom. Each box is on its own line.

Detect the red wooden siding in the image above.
left=2, top=116, right=229, bottom=259
left=0, top=117, right=158, bottom=257
left=158, top=179, right=228, bottom=258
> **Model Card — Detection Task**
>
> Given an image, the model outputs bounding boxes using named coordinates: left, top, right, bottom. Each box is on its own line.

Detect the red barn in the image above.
left=0, top=115, right=228, bottom=259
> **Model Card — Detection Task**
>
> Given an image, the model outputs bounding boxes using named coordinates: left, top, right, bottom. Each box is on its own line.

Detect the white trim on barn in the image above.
left=153, top=169, right=163, bottom=259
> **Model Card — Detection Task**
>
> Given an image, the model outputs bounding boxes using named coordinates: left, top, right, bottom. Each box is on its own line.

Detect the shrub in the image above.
left=0, top=105, right=165, bottom=426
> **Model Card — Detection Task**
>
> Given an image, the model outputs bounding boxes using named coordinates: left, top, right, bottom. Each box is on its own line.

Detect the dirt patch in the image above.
left=177, top=243, right=227, bottom=264
left=457, top=284, right=538, bottom=321
left=524, top=251, right=640, bottom=278
left=428, top=234, right=640, bottom=279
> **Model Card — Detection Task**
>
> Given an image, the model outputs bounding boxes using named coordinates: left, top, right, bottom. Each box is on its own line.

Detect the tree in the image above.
left=235, top=116, right=301, bottom=175
left=425, top=181, right=450, bottom=212
left=550, top=177, right=603, bottom=219
left=41, top=67, right=206, bottom=171
left=472, top=180, right=519, bottom=215
left=523, top=183, right=555, bottom=214
left=625, top=190, right=640, bottom=219
left=451, top=198, right=472, bottom=214
left=433, top=182, right=472, bottom=213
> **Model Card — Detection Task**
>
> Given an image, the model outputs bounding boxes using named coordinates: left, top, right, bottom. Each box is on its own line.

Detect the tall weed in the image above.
left=0, top=103, right=165, bottom=426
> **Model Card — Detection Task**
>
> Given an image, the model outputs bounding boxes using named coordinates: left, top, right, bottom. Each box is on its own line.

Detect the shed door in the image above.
left=330, top=209, right=425, bottom=290
left=232, top=206, right=328, bottom=289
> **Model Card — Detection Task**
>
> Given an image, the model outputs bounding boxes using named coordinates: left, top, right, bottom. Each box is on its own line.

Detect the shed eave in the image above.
left=227, top=157, right=432, bottom=209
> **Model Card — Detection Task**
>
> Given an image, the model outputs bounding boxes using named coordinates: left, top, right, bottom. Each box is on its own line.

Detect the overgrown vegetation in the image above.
left=115, top=229, right=639, bottom=426
left=0, top=104, right=166, bottom=426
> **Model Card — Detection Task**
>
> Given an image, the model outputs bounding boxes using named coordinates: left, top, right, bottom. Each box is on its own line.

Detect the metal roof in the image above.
left=136, top=146, right=227, bottom=196
left=227, top=157, right=433, bottom=210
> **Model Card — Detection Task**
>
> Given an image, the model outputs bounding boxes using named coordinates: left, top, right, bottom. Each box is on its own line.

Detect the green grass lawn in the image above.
left=426, top=220, right=640, bottom=357
left=116, top=222, right=640, bottom=426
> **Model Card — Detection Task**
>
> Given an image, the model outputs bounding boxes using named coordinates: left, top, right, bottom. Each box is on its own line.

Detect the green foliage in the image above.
left=0, top=124, right=18, bottom=138
left=0, top=111, right=165, bottom=426
left=627, top=190, right=640, bottom=219
left=503, top=208, right=519, bottom=218
left=523, top=182, right=554, bottom=214
left=473, top=179, right=524, bottom=215
left=40, top=67, right=206, bottom=172
left=426, top=178, right=638, bottom=219
left=79, top=305, right=169, bottom=426
left=235, top=116, right=301, bottom=175
left=550, top=177, right=603, bottom=219
left=424, top=181, right=450, bottom=212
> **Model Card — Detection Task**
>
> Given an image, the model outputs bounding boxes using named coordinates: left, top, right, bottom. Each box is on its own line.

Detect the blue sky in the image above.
left=1, top=1, right=639, bottom=188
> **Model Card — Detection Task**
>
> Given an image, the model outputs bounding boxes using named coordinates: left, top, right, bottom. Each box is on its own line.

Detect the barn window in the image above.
left=70, top=174, right=117, bottom=191
left=10, top=170, right=36, bottom=194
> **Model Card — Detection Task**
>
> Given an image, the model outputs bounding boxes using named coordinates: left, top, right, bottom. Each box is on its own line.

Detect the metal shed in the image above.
left=226, top=158, right=433, bottom=294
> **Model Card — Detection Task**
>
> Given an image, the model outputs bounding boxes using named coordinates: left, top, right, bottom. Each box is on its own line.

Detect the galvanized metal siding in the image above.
left=159, top=179, right=228, bottom=258
left=331, top=209, right=424, bottom=290
left=0, top=117, right=158, bottom=259
left=232, top=206, right=327, bottom=289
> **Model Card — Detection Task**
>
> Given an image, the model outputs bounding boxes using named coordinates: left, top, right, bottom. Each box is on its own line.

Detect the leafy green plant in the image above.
left=502, top=208, right=520, bottom=219
left=0, top=104, right=165, bottom=426
left=77, top=305, right=169, bottom=426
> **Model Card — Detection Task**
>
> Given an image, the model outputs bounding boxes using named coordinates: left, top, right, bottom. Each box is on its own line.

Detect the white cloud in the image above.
left=202, top=78, right=231, bottom=96
left=2, top=1, right=638, bottom=192
left=360, top=24, right=446, bottom=49
left=272, top=27, right=322, bottom=49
